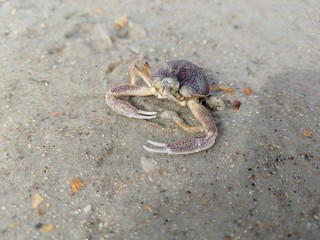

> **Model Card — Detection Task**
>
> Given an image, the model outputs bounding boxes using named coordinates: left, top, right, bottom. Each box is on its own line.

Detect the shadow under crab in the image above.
left=106, top=60, right=224, bottom=155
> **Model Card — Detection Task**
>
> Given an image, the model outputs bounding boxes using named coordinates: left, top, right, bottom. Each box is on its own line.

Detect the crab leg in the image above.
left=160, top=110, right=204, bottom=133
left=143, top=99, right=218, bottom=154
left=130, top=63, right=153, bottom=87
left=106, top=85, right=157, bottom=119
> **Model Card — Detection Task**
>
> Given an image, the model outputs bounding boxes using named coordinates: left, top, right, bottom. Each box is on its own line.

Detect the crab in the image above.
left=106, top=60, right=224, bottom=154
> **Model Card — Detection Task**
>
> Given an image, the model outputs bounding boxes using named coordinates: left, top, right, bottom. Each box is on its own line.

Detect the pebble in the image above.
left=83, top=204, right=92, bottom=213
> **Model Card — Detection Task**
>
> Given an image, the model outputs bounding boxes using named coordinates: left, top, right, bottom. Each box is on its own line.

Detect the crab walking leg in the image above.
left=143, top=99, right=218, bottom=154
left=141, top=62, right=152, bottom=78
left=106, top=85, right=157, bottom=119
left=160, top=110, right=204, bottom=133
left=130, top=64, right=153, bottom=87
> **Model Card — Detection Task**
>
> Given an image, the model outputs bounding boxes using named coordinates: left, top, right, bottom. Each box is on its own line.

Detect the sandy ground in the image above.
left=1, top=0, right=320, bottom=239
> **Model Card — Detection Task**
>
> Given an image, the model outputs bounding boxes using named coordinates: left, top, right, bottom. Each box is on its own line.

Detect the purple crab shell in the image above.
left=151, top=60, right=209, bottom=97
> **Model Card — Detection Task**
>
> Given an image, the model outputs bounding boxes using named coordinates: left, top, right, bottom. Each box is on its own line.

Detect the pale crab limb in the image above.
left=106, top=85, right=157, bottom=119
left=205, top=96, right=225, bottom=111
left=143, top=99, right=218, bottom=154
left=160, top=110, right=204, bottom=133
left=130, top=64, right=153, bottom=87
left=141, top=62, right=152, bottom=78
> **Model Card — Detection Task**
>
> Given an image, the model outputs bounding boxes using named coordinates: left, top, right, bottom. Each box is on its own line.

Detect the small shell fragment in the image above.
left=243, top=87, right=253, bottom=95
left=232, top=100, right=241, bottom=110
left=39, top=223, right=54, bottom=233
left=114, top=16, right=129, bottom=30
left=49, top=112, right=59, bottom=117
left=32, top=193, right=44, bottom=210
left=303, top=129, right=312, bottom=138
left=71, top=178, right=83, bottom=193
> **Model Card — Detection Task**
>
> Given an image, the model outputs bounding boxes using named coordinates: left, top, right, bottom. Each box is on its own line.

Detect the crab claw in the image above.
left=143, top=136, right=216, bottom=154
left=106, top=85, right=157, bottom=119
left=136, top=110, right=157, bottom=119
left=143, top=100, right=218, bottom=155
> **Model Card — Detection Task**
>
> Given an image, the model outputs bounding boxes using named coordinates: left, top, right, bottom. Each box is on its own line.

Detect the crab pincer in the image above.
left=106, top=85, right=157, bottom=119
left=143, top=99, right=218, bottom=154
